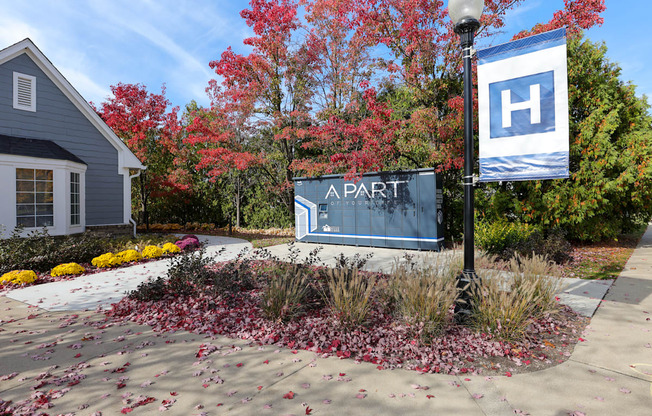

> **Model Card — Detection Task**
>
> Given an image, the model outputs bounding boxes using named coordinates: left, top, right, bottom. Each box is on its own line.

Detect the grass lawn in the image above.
left=558, top=224, right=648, bottom=280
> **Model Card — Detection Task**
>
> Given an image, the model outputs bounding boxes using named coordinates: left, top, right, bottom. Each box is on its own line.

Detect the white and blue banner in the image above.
left=477, top=28, right=569, bottom=182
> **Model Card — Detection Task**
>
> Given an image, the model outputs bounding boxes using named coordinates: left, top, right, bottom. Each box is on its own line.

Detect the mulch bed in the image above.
left=104, top=261, right=589, bottom=377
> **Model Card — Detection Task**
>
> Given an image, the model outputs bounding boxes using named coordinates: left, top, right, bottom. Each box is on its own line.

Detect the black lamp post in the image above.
left=448, top=0, right=483, bottom=317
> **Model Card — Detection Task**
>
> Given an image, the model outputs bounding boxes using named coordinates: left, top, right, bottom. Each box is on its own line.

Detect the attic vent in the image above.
left=13, top=72, right=36, bottom=112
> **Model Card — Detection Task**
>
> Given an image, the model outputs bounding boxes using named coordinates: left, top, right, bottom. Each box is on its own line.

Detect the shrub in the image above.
left=261, top=264, right=310, bottom=322
left=166, top=247, right=216, bottom=295
left=116, top=249, right=142, bottom=263
left=175, top=237, right=200, bottom=251
left=128, top=277, right=167, bottom=302
left=51, top=263, right=85, bottom=277
left=0, top=227, right=104, bottom=274
left=0, top=270, right=38, bottom=285
left=322, top=267, right=376, bottom=328
left=390, top=253, right=462, bottom=341
left=92, top=253, right=122, bottom=268
left=513, top=228, right=573, bottom=264
left=162, top=242, right=181, bottom=254
left=142, top=245, right=164, bottom=259
left=475, top=220, right=536, bottom=258
left=476, top=221, right=572, bottom=264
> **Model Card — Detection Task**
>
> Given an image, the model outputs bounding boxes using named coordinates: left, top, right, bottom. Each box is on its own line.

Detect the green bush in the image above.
left=128, top=277, right=167, bottom=302
left=243, top=186, right=293, bottom=229
left=512, top=228, right=573, bottom=264
left=476, top=221, right=572, bottom=264
left=475, top=220, right=536, bottom=258
left=0, top=227, right=104, bottom=275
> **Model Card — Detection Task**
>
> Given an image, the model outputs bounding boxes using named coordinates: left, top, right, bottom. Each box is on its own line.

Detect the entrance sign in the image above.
left=293, top=169, right=443, bottom=251
left=477, top=28, right=569, bottom=182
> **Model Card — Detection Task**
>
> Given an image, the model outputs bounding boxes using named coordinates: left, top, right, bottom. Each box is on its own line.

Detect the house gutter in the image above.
left=129, top=169, right=144, bottom=237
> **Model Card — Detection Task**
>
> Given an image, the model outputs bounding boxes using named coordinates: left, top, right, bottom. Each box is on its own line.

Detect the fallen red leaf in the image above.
left=305, top=406, right=313, bottom=415
left=283, top=391, right=295, bottom=399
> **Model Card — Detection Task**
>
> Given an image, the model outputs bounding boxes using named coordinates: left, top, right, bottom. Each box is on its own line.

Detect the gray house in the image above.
left=0, top=39, right=144, bottom=238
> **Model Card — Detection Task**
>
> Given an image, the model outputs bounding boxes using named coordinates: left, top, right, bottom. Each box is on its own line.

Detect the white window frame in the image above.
left=13, top=72, right=36, bottom=112
left=0, top=154, right=86, bottom=238
left=70, top=171, right=81, bottom=226
left=15, top=167, right=54, bottom=228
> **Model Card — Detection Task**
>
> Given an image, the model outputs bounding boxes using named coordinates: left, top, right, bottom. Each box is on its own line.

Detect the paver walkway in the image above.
left=1, top=226, right=651, bottom=415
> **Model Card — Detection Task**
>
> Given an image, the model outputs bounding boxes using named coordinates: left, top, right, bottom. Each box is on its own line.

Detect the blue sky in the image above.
left=0, top=0, right=648, bottom=110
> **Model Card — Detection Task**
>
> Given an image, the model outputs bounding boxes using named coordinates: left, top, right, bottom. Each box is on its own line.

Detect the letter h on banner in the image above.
left=490, top=71, right=556, bottom=138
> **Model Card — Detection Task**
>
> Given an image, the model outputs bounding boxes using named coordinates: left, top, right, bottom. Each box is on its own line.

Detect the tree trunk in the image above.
left=233, top=174, right=240, bottom=228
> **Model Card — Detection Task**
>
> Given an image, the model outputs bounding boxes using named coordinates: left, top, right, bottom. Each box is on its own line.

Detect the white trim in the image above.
left=0, top=39, right=145, bottom=171
left=13, top=71, right=36, bottom=112
left=0, top=153, right=87, bottom=238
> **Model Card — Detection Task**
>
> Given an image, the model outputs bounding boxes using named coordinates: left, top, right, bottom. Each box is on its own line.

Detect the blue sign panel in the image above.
left=293, top=169, right=443, bottom=251
left=477, top=28, right=570, bottom=182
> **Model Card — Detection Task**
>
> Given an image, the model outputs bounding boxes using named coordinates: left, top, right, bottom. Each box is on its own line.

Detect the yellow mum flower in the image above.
left=1, top=270, right=38, bottom=285
left=141, top=245, right=163, bottom=259
left=51, top=263, right=85, bottom=277
left=162, top=242, right=180, bottom=254
left=116, top=249, right=143, bottom=263
left=92, top=253, right=122, bottom=268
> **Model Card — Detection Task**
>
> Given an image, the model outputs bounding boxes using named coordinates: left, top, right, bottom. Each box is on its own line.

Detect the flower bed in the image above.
left=0, top=240, right=187, bottom=293
left=106, top=254, right=587, bottom=376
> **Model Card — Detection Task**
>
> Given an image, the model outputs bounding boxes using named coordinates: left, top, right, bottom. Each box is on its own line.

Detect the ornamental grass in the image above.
left=471, top=254, right=564, bottom=341
left=1, top=270, right=38, bottom=285
left=142, top=245, right=164, bottom=259
left=50, top=262, right=85, bottom=277
left=322, top=266, right=376, bottom=328
left=390, top=253, right=462, bottom=341
left=261, top=264, right=311, bottom=322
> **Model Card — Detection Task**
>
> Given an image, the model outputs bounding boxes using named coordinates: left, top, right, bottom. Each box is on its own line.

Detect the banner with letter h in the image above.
left=477, top=28, right=570, bottom=182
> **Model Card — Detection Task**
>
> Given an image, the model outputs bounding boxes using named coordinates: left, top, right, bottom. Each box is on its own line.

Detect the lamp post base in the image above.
left=455, top=269, right=479, bottom=323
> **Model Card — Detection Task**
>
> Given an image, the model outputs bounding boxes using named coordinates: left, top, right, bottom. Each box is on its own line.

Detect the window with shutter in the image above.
left=13, top=72, right=36, bottom=112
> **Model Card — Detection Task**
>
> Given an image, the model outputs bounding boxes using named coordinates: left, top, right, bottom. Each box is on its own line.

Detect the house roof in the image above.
left=0, top=38, right=145, bottom=171
left=0, top=134, right=87, bottom=165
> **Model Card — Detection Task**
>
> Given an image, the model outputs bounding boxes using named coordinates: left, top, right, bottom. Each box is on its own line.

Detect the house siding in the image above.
left=0, top=53, right=123, bottom=225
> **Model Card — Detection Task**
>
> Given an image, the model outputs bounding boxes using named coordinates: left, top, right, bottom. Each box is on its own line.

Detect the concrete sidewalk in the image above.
left=1, top=226, right=651, bottom=415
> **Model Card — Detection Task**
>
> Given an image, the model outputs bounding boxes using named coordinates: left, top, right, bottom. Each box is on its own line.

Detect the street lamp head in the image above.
left=448, top=0, right=484, bottom=34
